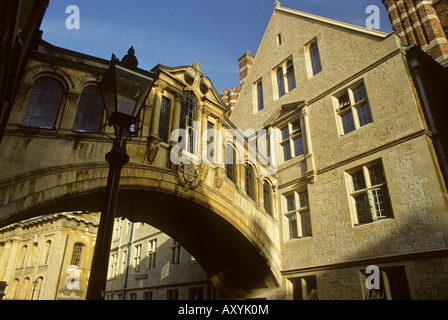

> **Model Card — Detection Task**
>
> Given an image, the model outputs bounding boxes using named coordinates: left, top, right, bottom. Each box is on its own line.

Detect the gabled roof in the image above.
left=276, top=5, right=388, bottom=39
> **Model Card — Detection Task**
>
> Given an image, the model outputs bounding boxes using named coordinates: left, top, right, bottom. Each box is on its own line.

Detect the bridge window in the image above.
left=263, top=181, right=273, bottom=217
left=158, top=96, right=171, bottom=142
left=180, top=91, right=198, bottom=154
left=70, top=243, right=84, bottom=266
left=171, top=240, right=182, bottom=264
left=225, top=145, right=237, bottom=184
left=72, top=86, right=104, bottom=133
left=245, top=164, right=256, bottom=201
left=21, top=77, right=63, bottom=129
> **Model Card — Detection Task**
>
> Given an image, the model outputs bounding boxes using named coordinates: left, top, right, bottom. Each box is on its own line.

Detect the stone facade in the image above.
left=105, top=218, right=216, bottom=300
left=1, top=3, right=448, bottom=300
left=229, top=4, right=448, bottom=300
left=0, top=212, right=98, bottom=300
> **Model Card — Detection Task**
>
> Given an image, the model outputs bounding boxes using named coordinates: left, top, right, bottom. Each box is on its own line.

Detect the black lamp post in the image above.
left=86, top=47, right=156, bottom=300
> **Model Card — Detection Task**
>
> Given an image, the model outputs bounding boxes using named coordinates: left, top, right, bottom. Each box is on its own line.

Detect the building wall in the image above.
left=105, top=218, right=215, bottom=300
left=0, top=212, right=98, bottom=300
left=230, top=6, right=448, bottom=300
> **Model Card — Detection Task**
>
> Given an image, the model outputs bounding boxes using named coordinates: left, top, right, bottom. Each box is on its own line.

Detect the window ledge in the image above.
left=352, top=217, right=395, bottom=229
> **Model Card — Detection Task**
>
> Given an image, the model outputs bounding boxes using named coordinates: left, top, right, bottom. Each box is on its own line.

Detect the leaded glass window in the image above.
left=73, top=86, right=104, bottom=133
left=180, top=91, right=198, bottom=153
left=21, top=77, right=63, bottom=129
left=257, top=81, right=264, bottom=111
left=336, top=83, right=373, bottom=135
left=310, top=42, right=322, bottom=75
left=158, top=96, right=171, bottom=142
left=225, top=145, right=237, bottom=183
left=70, top=243, right=84, bottom=266
left=286, top=60, right=296, bottom=92
left=245, top=164, right=256, bottom=201
left=277, top=67, right=285, bottom=98
left=349, top=162, right=393, bottom=225
left=263, top=181, right=273, bottom=217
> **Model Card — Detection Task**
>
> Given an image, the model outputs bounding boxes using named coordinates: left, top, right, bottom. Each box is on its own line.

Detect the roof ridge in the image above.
left=276, top=5, right=388, bottom=38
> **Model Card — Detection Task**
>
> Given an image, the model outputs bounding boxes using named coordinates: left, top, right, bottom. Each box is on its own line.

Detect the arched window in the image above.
left=33, top=277, right=43, bottom=300
left=70, top=243, right=84, bottom=266
left=180, top=91, right=198, bottom=153
left=158, top=96, right=171, bottom=142
left=20, top=277, right=30, bottom=300
left=42, top=240, right=51, bottom=264
left=72, top=86, right=104, bottom=133
left=18, top=245, right=27, bottom=267
left=263, top=180, right=273, bottom=217
left=21, top=77, right=63, bottom=129
left=245, top=164, right=256, bottom=201
left=225, top=145, right=237, bottom=183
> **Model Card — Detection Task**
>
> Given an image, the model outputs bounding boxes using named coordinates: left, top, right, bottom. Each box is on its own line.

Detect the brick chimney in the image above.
left=238, top=51, right=255, bottom=87
left=382, top=0, right=448, bottom=67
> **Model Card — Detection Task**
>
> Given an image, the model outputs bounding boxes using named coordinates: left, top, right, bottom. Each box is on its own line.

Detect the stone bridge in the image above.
left=0, top=42, right=281, bottom=298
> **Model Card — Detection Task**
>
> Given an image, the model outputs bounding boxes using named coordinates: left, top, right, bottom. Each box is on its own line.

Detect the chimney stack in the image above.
left=238, top=51, right=255, bottom=87
left=382, top=0, right=448, bottom=67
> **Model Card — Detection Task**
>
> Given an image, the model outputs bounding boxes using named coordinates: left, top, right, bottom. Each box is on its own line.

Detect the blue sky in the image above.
left=40, top=0, right=392, bottom=94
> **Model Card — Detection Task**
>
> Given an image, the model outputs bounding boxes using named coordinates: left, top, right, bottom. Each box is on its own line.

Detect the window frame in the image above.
left=147, top=239, right=157, bottom=270
left=179, top=91, right=199, bottom=155
left=284, top=190, right=312, bottom=240
left=255, top=79, right=264, bottom=112
left=245, top=163, right=257, bottom=201
left=279, top=118, right=305, bottom=163
left=158, top=95, right=172, bottom=143
left=20, top=77, right=64, bottom=130
left=72, top=85, right=104, bottom=134
left=347, top=161, right=393, bottom=226
left=272, top=57, right=297, bottom=100
left=335, top=82, right=373, bottom=136
left=70, top=243, right=84, bottom=266
left=263, top=180, right=274, bottom=217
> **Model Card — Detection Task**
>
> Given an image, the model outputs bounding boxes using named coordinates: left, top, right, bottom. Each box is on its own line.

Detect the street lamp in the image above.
left=31, top=280, right=38, bottom=300
left=86, top=47, right=156, bottom=300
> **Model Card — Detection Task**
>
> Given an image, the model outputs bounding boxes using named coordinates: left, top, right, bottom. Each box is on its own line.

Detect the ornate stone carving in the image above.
left=174, top=162, right=209, bottom=191
left=215, top=166, right=226, bottom=189
left=146, top=135, right=161, bottom=164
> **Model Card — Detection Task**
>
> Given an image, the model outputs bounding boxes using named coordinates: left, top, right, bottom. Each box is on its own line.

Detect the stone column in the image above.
left=170, top=93, right=182, bottom=145
left=10, top=83, right=31, bottom=124
left=149, top=81, right=165, bottom=138
left=201, top=107, right=210, bottom=162
left=301, top=106, right=316, bottom=181
left=216, top=118, right=224, bottom=165
left=59, top=90, right=79, bottom=131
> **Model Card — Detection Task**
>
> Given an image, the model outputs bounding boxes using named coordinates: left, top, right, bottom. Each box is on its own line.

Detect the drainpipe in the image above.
left=405, top=46, right=448, bottom=183
left=123, top=221, right=135, bottom=300
left=54, top=235, right=69, bottom=300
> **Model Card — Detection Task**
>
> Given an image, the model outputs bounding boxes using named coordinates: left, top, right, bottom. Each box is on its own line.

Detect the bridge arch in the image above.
left=0, top=162, right=281, bottom=298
